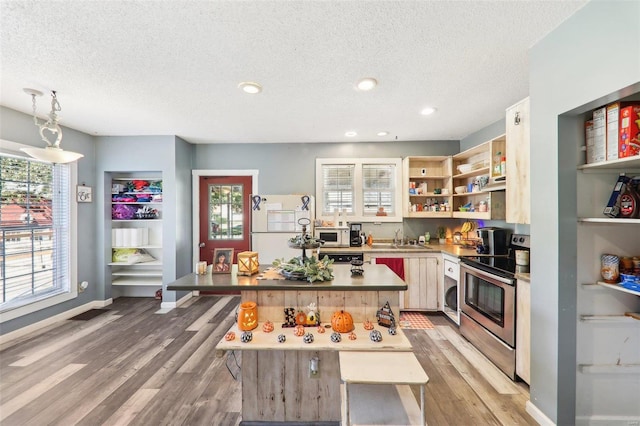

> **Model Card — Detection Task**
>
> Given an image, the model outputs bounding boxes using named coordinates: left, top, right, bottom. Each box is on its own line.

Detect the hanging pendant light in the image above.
left=20, top=89, right=84, bottom=164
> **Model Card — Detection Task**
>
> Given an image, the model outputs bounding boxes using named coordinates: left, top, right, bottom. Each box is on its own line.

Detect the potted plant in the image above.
left=437, top=226, right=447, bottom=244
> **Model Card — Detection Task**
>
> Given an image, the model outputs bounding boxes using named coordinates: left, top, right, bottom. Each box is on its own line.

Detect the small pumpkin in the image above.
left=348, top=332, right=357, bottom=340
left=316, top=325, right=326, bottom=334
left=240, top=331, right=253, bottom=343
left=296, top=311, right=307, bottom=325
left=388, top=326, right=397, bottom=335
left=224, top=331, right=236, bottom=341
left=369, top=330, right=383, bottom=342
left=363, top=319, right=374, bottom=330
left=262, top=320, right=274, bottom=333
left=303, top=333, right=314, bottom=344
left=277, top=334, right=286, bottom=343
left=330, top=332, right=342, bottom=343
left=294, top=324, right=305, bottom=336
left=331, top=310, right=354, bottom=333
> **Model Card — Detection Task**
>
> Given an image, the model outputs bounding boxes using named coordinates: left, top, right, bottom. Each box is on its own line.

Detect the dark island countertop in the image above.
left=167, top=263, right=408, bottom=292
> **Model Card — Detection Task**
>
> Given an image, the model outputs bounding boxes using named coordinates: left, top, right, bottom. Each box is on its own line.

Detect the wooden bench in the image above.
left=339, top=351, right=429, bottom=426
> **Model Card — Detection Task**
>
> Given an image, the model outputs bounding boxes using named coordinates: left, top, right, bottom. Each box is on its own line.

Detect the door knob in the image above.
left=199, top=242, right=205, bottom=248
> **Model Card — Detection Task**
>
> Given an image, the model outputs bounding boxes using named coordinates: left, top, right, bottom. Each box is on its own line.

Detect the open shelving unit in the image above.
left=109, top=174, right=163, bottom=297
left=402, top=156, right=453, bottom=218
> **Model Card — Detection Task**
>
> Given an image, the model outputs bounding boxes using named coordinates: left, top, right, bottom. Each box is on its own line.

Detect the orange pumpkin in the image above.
left=224, top=331, right=236, bottom=341
left=294, top=324, right=305, bottom=336
left=348, top=332, right=357, bottom=340
left=262, top=320, right=274, bottom=333
left=295, top=311, right=307, bottom=325
left=316, top=325, right=326, bottom=334
left=363, top=319, right=374, bottom=330
left=238, top=301, right=258, bottom=331
left=331, top=310, right=354, bottom=333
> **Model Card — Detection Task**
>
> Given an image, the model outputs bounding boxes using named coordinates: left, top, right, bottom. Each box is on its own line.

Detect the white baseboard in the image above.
left=526, top=400, right=556, bottom=426
left=576, top=415, right=640, bottom=426
left=158, top=292, right=193, bottom=312
left=0, top=298, right=113, bottom=348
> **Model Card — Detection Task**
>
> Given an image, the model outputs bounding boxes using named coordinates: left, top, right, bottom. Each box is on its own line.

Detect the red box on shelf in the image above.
left=619, top=105, right=640, bottom=158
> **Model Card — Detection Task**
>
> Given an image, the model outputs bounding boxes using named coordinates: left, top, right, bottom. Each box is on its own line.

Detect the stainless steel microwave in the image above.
left=314, top=227, right=349, bottom=247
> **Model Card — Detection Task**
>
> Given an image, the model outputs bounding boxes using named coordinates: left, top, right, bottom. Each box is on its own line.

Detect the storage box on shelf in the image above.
left=402, top=156, right=452, bottom=218
left=110, top=176, right=163, bottom=297
left=451, top=138, right=506, bottom=220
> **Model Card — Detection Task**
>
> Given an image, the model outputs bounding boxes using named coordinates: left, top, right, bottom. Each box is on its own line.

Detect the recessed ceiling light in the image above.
left=420, top=106, right=437, bottom=116
left=377, top=131, right=389, bottom=136
left=345, top=131, right=357, bottom=137
left=238, top=82, right=262, bottom=94
left=356, top=78, right=378, bottom=91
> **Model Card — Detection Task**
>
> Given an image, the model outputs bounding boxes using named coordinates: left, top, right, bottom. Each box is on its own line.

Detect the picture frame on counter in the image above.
left=213, top=248, right=233, bottom=273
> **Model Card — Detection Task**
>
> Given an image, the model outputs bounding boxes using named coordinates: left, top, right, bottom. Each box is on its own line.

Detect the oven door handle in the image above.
left=461, top=263, right=514, bottom=285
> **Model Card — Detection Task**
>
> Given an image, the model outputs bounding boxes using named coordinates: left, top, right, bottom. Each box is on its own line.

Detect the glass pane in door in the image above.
left=208, top=184, right=244, bottom=240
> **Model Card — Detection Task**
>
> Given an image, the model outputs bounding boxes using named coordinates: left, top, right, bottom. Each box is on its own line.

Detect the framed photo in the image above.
left=76, top=185, right=93, bottom=203
left=212, top=248, right=234, bottom=274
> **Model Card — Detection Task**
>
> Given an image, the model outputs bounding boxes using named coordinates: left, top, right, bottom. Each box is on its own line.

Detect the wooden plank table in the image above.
left=339, top=351, right=429, bottom=426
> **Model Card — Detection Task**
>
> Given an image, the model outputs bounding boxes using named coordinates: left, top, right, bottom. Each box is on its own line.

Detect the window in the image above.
left=316, top=158, right=402, bottom=223
left=208, top=183, right=244, bottom=240
left=0, top=148, right=75, bottom=317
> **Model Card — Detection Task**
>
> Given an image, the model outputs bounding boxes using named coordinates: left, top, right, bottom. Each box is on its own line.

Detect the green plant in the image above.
left=272, top=255, right=334, bottom=283
left=437, top=226, right=447, bottom=239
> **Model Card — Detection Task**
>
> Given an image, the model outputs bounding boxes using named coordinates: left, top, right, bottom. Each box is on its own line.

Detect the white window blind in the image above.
left=0, top=153, right=71, bottom=309
left=362, top=164, right=395, bottom=216
left=321, top=164, right=354, bottom=216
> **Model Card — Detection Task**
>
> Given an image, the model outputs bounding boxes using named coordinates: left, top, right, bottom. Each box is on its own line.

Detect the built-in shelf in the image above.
left=578, top=217, right=640, bottom=224
left=595, top=281, right=640, bottom=296
left=578, top=155, right=640, bottom=171
left=579, top=364, right=640, bottom=374
left=112, top=219, right=162, bottom=223
left=112, top=270, right=163, bottom=277
left=108, top=261, right=163, bottom=267
left=452, top=166, right=491, bottom=180
left=112, top=277, right=162, bottom=286
left=580, top=315, right=639, bottom=323
left=112, top=202, right=163, bottom=205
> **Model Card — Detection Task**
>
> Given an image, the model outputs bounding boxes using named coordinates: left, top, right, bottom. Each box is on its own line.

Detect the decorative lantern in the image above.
left=238, top=301, right=258, bottom=331
left=237, top=251, right=259, bottom=276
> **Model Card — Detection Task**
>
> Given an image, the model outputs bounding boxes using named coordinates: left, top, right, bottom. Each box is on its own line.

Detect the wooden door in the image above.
left=199, top=175, right=252, bottom=265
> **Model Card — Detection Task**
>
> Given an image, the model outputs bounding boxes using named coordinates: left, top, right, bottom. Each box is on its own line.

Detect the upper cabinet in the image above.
left=506, top=97, right=531, bottom=224
left=451, top=138, right=506, bottom=220
left=402, top=156, right=452, bottom=218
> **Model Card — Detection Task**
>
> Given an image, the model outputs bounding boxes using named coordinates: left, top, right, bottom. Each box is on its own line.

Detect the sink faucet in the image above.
left=393, top=228, right=402, bottom=246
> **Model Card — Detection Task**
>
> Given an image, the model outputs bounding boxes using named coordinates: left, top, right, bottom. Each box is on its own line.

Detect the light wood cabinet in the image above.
left=451, top=137, right=506, bottom=220
left=371, top=252, right=441, bottom=311
left=402, top=156, right=452, bottom=218
left=506, top=97, right=531, bottom=224
left=516, top=277, right=530, bottom=384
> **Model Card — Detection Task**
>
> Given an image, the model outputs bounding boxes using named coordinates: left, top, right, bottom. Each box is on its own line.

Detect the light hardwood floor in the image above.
left=0, top=296, right=535, bottom=425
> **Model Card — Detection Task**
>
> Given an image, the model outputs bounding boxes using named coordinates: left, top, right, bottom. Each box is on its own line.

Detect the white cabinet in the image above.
left=110, top=175, right=163, bottom=297
left=441, top=253, right=460, bottom=325
left=371, top=252, right=441, bottom=311
left=451, top=137, right=506, bottom=220
left=506, top=97, right=531, bottom=224
left=516, top=277, right=530, bottom=384
left=402, top=156, right=452, bottom=218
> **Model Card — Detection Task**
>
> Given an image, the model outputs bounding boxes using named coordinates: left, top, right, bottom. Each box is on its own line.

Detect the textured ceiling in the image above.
left=0, top=1, right=587, bottom=144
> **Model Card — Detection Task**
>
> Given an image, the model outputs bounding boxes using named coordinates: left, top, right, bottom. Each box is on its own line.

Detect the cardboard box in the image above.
left=604, top=174, right=631, bottom=217
left=585, top=120, right=596, bottom=164
left=606, top=103, right=620, bottom=161
left=619, top=105, right=640, bottom=158
left=591, top=107, right=606, bottom=163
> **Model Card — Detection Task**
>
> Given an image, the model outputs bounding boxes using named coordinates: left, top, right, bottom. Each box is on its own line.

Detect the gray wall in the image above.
left=0, top=106, right=97, bottom=334
left=459, top=118, right=505, bottom=152
left=529, top=1, right=640, bottom=423
left=173, top=136, right=193, bottom=297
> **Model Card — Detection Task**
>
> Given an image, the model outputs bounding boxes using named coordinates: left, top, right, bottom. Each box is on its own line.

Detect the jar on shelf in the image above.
left=601, top=254, right=619, bottom=283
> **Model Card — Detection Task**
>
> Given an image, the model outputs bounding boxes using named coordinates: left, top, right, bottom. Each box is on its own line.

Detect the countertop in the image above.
left=319, top=242, right=479, bottom=257
left=167, top=263, right=408, bottom=292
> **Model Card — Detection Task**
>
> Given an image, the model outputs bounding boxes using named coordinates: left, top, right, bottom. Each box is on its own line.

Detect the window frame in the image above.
left=315, top=157, right=403, bottom=223
left=0, top=140, right=78, bottom=323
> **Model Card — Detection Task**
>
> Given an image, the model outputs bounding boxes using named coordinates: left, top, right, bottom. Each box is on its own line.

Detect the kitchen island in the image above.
left=168, top=264, right=409, bottom=424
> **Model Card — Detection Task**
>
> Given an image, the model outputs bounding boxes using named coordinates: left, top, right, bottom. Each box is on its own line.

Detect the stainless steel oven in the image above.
left=458, top=233, right=529, bottom=381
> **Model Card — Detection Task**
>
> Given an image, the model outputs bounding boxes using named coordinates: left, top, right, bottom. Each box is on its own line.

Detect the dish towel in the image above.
left=376, top=258, right=405, bottom=280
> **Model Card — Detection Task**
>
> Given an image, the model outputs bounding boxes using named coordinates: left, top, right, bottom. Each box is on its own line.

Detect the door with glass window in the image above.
left=199, top=176, right=251, bottom=265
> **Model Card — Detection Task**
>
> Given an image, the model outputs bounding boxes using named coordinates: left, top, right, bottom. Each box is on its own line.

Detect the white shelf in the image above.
left=579, top=364, right=640, bottom=374
left=112, top=177, right=162, bottom=181
left=595, top=281, right=640, bottom=296
left=112, top=269, right=162, bottom=277
left=108, top=261, right=163, bottom=266
left=112, top=276, right=162, bottom=286
left=578, top=217, right=640, bottom=224
left=580, top=315, right=639, bottom=323
left=111, top=245, right=162, bottom=249
left=578, top=155, right=640, bottom=171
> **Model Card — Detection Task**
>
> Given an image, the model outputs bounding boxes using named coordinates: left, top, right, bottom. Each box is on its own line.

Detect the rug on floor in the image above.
left=399, top=312, right=435, bottom=329
left=68, top=309, right=110, bottom=321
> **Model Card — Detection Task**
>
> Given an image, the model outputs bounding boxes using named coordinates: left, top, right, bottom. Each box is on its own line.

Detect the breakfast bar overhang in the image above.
left=167, top=264, right=413, bottom=424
